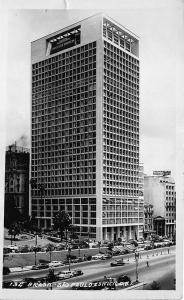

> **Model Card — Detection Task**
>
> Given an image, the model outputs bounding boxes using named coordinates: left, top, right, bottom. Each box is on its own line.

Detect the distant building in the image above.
left=144, top=171, right=176, bottom=238
left=143, top=203, right=154, bottom=239
left=4, top=144, right=30, bottom=225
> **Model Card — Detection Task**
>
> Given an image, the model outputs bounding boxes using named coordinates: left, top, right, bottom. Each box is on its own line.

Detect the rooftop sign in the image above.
left=153, top=171, right=171, bottom=176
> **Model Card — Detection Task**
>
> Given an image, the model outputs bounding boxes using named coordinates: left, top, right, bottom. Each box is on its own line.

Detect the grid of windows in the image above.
left=32, top=197, right=97, bottom=232
left=103, top=18, right=138, bottom=56
left=32, top=42, right=97, bottom=199
left=103, top=40, right=139, bottom=197
left=165, top=183, right=176, bottom=224
left=102, top=198, right=144, bottom=225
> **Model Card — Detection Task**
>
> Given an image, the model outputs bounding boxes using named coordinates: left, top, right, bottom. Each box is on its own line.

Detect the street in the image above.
left=3, top=246, right=175, bottom=290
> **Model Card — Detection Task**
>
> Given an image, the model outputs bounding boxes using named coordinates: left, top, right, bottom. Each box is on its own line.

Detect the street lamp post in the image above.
left=135, top=250, right=139, bottom=283
left=88, top=231, right=90, bottom=247
left=78, top=245, right=81, bottom=258
left=68, top=245, right=71, bottom=271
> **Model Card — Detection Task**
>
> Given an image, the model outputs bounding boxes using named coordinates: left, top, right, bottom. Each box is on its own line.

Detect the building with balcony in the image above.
left=144, top=171, right=176, bottom=239
left=4, top=144, right=30, bottom=225
left=31, top=14, right=143, bottom=241
left=143, top=203, right=154, bottom=239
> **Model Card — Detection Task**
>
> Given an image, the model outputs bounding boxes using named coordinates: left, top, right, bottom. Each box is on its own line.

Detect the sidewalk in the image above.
left=10, top=266, right=33, bottom=273
left=8, top=248, right=173, bottom=274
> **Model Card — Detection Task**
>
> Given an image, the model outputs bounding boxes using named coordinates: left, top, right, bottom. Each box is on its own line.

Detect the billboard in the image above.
left=153, top=170, right=171, bottom=176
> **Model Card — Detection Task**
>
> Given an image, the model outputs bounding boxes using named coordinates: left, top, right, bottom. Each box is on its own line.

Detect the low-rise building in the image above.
left=144, top=171, right=176, bottom=239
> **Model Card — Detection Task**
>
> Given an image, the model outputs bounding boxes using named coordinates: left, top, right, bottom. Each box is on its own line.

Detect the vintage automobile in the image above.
left=32, top=263, right=49, bottom=270
left=117, top=274, right=131, bottom=284
left=72, top=269, right=84, bottom=277
left=110, top=259, right=125, bottom=267
left=57, top=271, right=73, bottom=280
left=48, top=261, right=64, bottom=268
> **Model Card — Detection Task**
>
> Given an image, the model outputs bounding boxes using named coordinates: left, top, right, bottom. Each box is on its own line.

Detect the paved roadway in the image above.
left=53, top=252, right=175, bottom=290
left=4, top=246, right=175, bottom=290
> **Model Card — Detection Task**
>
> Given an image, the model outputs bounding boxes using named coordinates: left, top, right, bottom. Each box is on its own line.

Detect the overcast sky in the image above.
left=2, top=0, right=184, bottom=178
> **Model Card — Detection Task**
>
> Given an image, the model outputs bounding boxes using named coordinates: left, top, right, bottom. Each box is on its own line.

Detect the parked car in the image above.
left=121, top=249, right=129, bottom=254
left=72, top=269, right=84, bottom=277
left=7, top=245, right=19, bottom=251
left=48, top=261, right=64, bottom=268
left=32, top=263, right=49, bottom=270
left=71, top=244, right=79, bottom=249
left=56, top=243, right=66, bottom=250
left=117, top=274, right=131, bottom=284
left=92, top=254, right=106, bottom=260
left=57, top=271, right=73, bottom=280
left=103, top=253, right=112, bottom=259
left=110, top=259, right=125, bottom=267
left=112, top=249, right=121, bottom=256
left=3, top=247, right=11, bottom=254
left=144, top=245, right=152, bottom=250
left=136, top=247, right=145, bottom=252
left=3, top=266, right=10, bottom=275
left=71, top=257, right=84, bottom=263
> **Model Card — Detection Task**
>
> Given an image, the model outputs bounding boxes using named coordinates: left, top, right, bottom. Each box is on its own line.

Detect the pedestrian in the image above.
left=146, top=261, right=149, bottom=267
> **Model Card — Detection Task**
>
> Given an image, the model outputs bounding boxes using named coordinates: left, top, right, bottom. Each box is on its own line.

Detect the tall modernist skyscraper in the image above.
left=31, top=14, right=144, bottom=241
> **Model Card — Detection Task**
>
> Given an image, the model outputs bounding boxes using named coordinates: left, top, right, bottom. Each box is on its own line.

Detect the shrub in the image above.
left=86, top=255, right=92, bottom=261
left=108, top=243, right=114, bottom=251
left=66, top=254, right=77, bottom=260
left=151, top=281, right=160, bottom=290
left=19, top=245, right=30, bottom=253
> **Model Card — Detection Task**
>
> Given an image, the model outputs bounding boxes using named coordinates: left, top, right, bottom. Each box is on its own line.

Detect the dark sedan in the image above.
left=72, top=269, right=84, bottom=277
left=110, top=259, right=125, bottom=267
left=117, top=274, right=131, bottom=284
left=32, top=263, right=49, bottom=270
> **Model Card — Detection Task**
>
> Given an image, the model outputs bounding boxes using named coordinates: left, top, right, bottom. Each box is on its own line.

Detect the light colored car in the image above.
left=48, top=261, right=64, bottom=267
left=136, top=247, right=145, bottom=252
left=57, top=271, right=73, bottom=279
left=92, top=254, right=105, bottom=260
left=7, top=245, right=18, bottom=251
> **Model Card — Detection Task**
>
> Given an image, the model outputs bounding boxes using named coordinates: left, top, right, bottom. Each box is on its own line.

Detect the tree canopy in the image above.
left=53, top=210, right=72, bottom=242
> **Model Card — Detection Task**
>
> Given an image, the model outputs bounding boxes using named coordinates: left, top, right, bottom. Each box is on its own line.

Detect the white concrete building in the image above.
left=31, top=14, right=143, bottom=241
left=144, top=171, right=176, bottom=238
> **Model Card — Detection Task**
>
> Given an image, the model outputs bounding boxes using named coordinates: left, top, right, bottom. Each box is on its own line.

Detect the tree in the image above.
left=8, top=223, right=20, bottom=244
left=4, top=195, right=21, bottom=227
left=46, top=243, right=55, bottom=262
left=108, top=242, right=114, bottom=251
left=98, top=241, right=101, bottom=253
left=32, top=246, right=40, bottom=265
left=53, top=210, right=72, bottom=244
left=151, top=281, right=160, bottom=290
left=69, top=225, right=78, bottom=240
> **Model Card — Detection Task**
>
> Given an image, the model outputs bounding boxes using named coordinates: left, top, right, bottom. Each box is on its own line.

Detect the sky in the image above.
left=2, top=0, right=184, bottom=178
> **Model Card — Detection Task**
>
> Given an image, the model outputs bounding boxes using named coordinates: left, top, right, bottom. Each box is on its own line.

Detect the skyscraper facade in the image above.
left=31, top=14, right=143, bottom=241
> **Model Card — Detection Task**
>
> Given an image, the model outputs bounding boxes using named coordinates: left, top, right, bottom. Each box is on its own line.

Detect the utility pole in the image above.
left=135, top=250, right=139, bottom=283
left=68, top=245, right=71, bottom=271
